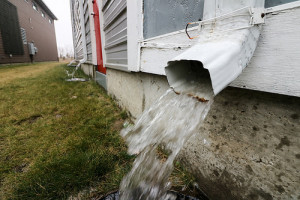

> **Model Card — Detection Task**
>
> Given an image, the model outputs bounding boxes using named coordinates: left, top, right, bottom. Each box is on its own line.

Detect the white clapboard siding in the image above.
left=83, top=0, right=92, bottom=62
left=70, top=0, right=84, bottom=60
left=102, top=0, right=128, bottom=69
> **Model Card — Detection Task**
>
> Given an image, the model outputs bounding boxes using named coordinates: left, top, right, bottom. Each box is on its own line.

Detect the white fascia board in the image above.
left=127, top=0, right=143, bottom=72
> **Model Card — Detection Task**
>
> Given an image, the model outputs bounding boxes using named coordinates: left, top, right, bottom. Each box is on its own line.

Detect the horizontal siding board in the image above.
left=104, top=14, right=126, bottom=37
left=71, top=0, right=84, bottom=60
left=103, top=0, right=126, bottom=30
left=87, top=54, right=92, bottom=61
left=104, top=35, right=127, bottom=49
left=106, top=58, right=127, bottom=65
left=86, top=34, right=91, bottom=44
left=105, top=27, right=127, bottom=44
left=102, top=0, right=127, bottom=67
left=106, top=49, right=127, bottom=58
left=102, top=0, right=110, bottom=11
left=105, top=17, right=127, bottom=41
left=105, top=43, right=127, bottom=54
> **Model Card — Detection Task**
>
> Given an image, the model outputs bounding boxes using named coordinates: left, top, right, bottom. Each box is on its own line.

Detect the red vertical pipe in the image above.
left=93, top=0, right=106, bottom=74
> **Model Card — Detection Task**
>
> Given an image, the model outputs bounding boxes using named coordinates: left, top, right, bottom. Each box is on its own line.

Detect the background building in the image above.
left=0, top=0, right=58, bottom=64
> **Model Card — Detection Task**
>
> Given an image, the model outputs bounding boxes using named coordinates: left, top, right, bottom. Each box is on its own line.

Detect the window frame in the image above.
left=32, top=2, right=38, bottom=11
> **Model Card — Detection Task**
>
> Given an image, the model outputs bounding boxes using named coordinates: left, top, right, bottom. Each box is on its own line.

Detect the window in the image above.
left=24, top=0, right=29, bottom=3
left=41, top=12, right=45, bottom=18
left=48, top=19, right=52, bottom=24
left=21, top=28, right=27, bottom=44
left=265, top=0, right=300, bottom=8
left=0, top=0, right=24, bottom=55
left=143, top=0, right=204, bottom=39
left=32, top=2, right=38, bottom=11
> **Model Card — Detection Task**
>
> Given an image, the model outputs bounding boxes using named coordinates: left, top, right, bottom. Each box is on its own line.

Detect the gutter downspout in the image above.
left=69, top=0, right=87, bottom=79
left=165, top=0, right=265, bottom=98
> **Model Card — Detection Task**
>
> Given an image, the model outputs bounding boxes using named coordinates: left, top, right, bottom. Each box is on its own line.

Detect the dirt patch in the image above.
left=16, top=115, right=42, bottom=125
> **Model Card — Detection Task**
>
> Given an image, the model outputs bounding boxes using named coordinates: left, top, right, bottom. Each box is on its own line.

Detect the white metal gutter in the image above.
left=165, top=0, right=265, bottom=96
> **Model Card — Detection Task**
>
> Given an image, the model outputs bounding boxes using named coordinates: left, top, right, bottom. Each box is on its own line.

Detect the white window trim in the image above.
left=32, top=2, right=38, bottom=12
left=127, top=0, right=143, bottom=72
left=266, top=1, right=300, bottom=13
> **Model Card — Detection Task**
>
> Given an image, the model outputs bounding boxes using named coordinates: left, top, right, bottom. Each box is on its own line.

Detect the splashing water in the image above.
left=120, top=77, right=214, bottom=200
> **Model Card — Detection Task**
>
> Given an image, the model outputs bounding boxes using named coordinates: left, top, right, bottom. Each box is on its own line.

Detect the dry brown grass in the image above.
left=0, top=62, right=58, bottom=84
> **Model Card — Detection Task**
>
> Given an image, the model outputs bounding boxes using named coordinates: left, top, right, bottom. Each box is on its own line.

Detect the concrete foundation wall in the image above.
left=106, top=68, right=300, bottom=199
left=81, top=63, right=94, bottom=78
left=107, top=68, right=169, bottom=118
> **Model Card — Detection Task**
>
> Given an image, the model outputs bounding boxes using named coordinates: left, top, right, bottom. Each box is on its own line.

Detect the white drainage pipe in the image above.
left=165, top=0, right=265, bottom=97
left=67, top=0, right=87, bottom=81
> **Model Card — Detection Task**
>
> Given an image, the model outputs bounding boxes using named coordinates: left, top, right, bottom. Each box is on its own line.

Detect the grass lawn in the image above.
left=0, top=62, right=132, bottom=199
left=0, top=62, right=202, bottom=200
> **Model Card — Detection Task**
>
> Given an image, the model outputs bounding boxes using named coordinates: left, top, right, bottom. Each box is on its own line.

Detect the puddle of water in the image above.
left=120, top=77, right=213, bottom=200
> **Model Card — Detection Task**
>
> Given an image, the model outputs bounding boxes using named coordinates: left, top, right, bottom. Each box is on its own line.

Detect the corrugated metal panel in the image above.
left=102, top=0, right=128, bottom=66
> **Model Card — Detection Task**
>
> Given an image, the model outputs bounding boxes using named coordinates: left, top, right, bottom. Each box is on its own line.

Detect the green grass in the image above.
left=0, top=62, right=202, bottom=200
left=0, top=63, right=133, bottom=199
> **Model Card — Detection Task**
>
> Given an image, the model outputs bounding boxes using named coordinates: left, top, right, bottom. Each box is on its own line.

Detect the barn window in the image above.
left=21, top=28, right=27, bottom=44
left=0, top=0, right=24, bottom=55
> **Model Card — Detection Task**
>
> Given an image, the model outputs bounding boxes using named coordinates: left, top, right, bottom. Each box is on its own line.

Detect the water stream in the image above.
left=120, top=77, right=214, bottom=200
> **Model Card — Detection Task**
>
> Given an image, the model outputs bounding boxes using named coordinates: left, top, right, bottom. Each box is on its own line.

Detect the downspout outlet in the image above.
left=165, top=5, right=265, bottom=97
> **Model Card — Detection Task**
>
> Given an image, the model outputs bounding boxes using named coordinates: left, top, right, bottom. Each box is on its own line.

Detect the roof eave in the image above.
left=35, top=0, right=58, bottom=20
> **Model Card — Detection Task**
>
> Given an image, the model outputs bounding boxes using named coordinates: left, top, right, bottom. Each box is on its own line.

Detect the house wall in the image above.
left=70, top=0, right=103, bottom=80
left=83, top=0, right=93, bottom=63
left=107, top=67, right=300, bottom=200
left=70, top=0, right=85, bottom=61
left=0, top=0, right=58, bottom=64
left=139, top=3, right=300, bottom=98
left=71, top=0, right=300, bottom=198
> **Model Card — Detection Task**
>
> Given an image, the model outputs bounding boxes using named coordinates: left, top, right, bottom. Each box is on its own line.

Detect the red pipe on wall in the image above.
left=93, top=0, right=106, bottom=74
